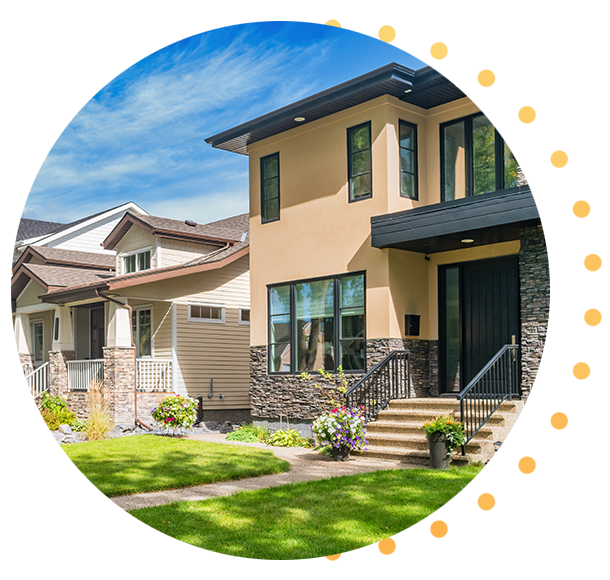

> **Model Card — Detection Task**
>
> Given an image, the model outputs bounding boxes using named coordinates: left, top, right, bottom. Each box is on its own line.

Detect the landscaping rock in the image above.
left=58, top=424, right=72, bottom=434
left=219, top=421, right=234, bottom=434
left=204, top=421, right=220, bottom=431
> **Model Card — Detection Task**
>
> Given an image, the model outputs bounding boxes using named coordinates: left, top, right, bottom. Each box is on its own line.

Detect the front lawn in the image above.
left=130, top=465, right=481, bottom=559
left=62, top=435, right=290, bottom=497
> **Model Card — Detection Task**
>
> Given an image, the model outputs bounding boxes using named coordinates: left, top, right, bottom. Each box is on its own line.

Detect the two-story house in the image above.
left=13, top=210, right=252, bottom=425
left=206, top=62, right=548, bottom=453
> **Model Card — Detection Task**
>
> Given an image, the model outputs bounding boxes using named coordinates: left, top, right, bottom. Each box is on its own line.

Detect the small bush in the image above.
left=225, top=430, right=259, bottom=443
left=39, top=393, right=77, bottom=430
left=86, top=380, right=113, bottom=441
left=150, top=394, right=197, bottom=433
left=265, top=428, right=311, bottom=448
left=226, top=423, right=269, bottom=443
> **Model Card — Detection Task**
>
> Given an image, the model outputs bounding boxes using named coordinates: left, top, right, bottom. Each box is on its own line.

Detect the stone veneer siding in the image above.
left=250, top=338, right=438, bottom=420
left=518, top=225, right=549, bottom=400
left=103, top=346, right=136, bottom=424
left=48, top=350, right=75, bottom=398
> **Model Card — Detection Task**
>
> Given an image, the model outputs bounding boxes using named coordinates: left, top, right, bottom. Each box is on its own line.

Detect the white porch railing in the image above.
left=24, top=362, right=49, bottom=399
left=137, top=359, right=172, bottom=392
left=67, top=359, right=104, bottom=391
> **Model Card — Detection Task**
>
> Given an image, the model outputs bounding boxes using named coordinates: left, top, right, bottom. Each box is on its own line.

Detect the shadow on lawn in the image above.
left=62, top=435, right=290, bottom=497
left=131, top=466, right=480, bottom=560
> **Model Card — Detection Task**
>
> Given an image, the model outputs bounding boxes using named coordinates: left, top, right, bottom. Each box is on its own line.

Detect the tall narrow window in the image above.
left=399, top=120, right=418, bottom=200
left=269, top=285, right=291, bottom=373
left=339, top=275, right=365, bottom=370
left=132, top=308, right=151, bottom=357
left=348, top=122, right=372, bottom=201
left=261, top=152, right=280, bottom=223
left=30, top=321, right=43, bottom=363
left=441, top=113, right=520, bottom=201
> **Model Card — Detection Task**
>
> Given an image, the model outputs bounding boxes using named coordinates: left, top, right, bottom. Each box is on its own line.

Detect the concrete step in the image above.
left=353, top=446, right=471, bottom=467
left=366, top=420, right=494, bottom=440
left=364, top=432, right=485, bottom=454
left=387, top=398, right=519, bottom=414
left=375, top=408, right=507, bottom=427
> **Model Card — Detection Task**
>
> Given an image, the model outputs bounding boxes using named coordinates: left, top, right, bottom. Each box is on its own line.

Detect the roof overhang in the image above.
left=102, top=213, right=237, bottom=250
left=41, top=244, right=249, bottom=304
left=371, top=187, right=541, bottom=254
left=205, top=63, right=466, bottom=155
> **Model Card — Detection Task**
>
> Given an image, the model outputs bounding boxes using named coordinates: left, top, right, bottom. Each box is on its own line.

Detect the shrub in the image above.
left=150, top=394, right=197, bottom=434
left=311, top=406, right=368, bottom=451
left=86, top=380, right=113, bottom=441
left=39, top=393, right=77, bottom=430
left=226, top=423, right=270, bottom=443
left=265, top=428, right=311, bottom=447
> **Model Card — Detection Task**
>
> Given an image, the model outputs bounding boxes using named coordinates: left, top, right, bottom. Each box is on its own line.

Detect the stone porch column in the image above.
left=104, top=298, right=136, bottom=424
left=48, top=306, right=76, bottom=397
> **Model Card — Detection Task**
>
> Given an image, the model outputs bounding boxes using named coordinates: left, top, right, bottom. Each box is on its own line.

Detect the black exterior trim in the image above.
left=205, top=63, right=466, bottom=155
left=371, top=186, right=540, bottom=254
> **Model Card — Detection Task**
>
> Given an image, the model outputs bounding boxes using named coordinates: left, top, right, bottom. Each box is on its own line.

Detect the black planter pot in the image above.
left=427, top=433, right=451, bottom=470
left=331, top=445, right=351, bottom=461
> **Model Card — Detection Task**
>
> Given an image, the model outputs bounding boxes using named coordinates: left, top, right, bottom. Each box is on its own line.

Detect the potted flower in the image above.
left=150, top=394, right=197, bottom=436
left=311, top=406, right=368, bottom=461
left=419, top=415, right=466, bottom=469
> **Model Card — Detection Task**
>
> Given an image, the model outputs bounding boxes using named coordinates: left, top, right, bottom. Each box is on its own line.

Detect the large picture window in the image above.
left=348, top=122, right=372, bottom=202
left=441, top=113, right=519, bottom=202
left=261, top=152, right=280, bottom=223
left=268, top=273, right=365, bottom=374
left=399, top=120, right=418, bottom=200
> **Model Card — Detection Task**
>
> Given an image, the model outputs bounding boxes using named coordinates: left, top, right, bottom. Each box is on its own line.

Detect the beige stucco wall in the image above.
left=246, top=93, right=518, bottom=347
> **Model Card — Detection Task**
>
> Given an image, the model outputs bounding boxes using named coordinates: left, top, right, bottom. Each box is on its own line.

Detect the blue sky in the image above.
left=24, top=22, right=425, bottom=225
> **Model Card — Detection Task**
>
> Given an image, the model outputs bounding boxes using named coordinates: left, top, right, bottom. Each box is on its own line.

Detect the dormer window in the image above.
left=123, top=248, right=152, bottom=274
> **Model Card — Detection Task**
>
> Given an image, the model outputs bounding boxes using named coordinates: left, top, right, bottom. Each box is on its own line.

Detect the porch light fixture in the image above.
left=294, top=117, right=305, bottom=122
left=461, top=238, right=474, bottom=243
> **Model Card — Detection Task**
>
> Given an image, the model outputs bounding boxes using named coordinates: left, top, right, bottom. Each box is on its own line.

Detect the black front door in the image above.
left=439, top=256, right=519, bottom=395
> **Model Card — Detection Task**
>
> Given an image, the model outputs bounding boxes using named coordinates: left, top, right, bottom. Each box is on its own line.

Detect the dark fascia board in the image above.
left=205, top=63, right=465, bottom=155
left=371, top=186, right=541, bottom=253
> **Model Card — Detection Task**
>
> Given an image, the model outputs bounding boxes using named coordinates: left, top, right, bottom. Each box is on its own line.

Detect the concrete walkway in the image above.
left=111, top=433, right=410, bottom=511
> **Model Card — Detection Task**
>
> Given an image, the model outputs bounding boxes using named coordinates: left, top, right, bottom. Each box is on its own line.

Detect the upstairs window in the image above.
left=261, top=152, right=280, bottom=223
left=441, top=113, right=519, bottom=202
left=348, top=122, right=372, bottom=202
left=399, top=120, right=418, bottom=200
left=123, top=249, right=151, bottom=274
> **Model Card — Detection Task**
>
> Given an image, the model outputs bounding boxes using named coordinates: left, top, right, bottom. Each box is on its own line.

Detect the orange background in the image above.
left=64, top=20, right=602, bottom=560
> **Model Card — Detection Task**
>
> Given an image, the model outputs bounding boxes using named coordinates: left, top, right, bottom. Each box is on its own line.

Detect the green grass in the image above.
left=62, top=435, right=290, bottom=497
left=130, top=465, right=481, bottom=560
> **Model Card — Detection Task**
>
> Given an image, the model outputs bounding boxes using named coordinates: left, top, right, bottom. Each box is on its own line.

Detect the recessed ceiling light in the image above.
left=404, top=89, right=412, bottom=93
left=461, top=238, right=474, bottom=243
left=294, top=117, right=305, bottom=122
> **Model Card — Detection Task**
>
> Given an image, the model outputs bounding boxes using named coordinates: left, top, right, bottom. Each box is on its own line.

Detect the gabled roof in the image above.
left=205, top=63, right=466, bottom=155
left=11, top=263, right=115, bottom=301
left=17, top=218, right=66, bottom=242
left=16, top=201, right=149, bottom=247
left=103, top=212, right=249, bottom=250
left=12, top=246, right=116, bottom=275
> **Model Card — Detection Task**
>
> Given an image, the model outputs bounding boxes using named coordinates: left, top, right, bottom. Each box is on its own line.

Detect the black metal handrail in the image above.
left=457, top=344, right=520, bottom=451
left=345, top=350, right=411, bottom=422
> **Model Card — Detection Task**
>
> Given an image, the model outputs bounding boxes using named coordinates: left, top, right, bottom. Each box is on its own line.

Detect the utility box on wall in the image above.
left=405, top=314, right=420, bottom=337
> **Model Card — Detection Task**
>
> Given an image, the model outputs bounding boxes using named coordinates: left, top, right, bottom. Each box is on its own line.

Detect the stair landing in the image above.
left=354, top=397, right=523, bottom=466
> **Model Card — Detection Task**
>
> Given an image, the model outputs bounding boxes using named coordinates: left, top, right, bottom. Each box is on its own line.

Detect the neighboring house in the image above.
left=13, top=210, right=251, bottom=424
left=206, top=62, right=549, bottom=435
left=13, top=201, right=149, bottom=263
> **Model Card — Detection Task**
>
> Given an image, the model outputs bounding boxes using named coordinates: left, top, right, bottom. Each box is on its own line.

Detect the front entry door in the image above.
left=439, top=256, right=519, bottom=395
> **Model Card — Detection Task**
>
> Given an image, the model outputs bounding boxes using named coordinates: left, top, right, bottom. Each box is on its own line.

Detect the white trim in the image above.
left=171, top=302, right=177, bottom=393
left=239, top=307, right=251, bottom=325
left=121, top=246, right=152, bottom=274
left=16, top=303, right=55, bottom=314
left=24, top=202, right=149, bottom=248
left=188, top=302, right=225, bottom=323
left=155, top=237, right=162, bottom=268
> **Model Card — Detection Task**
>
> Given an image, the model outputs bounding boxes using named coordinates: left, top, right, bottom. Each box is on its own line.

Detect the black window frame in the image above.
left=260, top=152, right=280, bottom=224
left=347, top=121, right=372, bottom=203
left=399, top=119, right=419, bottom=200
left=267, top=271, right=367, bottom=375
left=440, top=112, right=517, bottom=201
